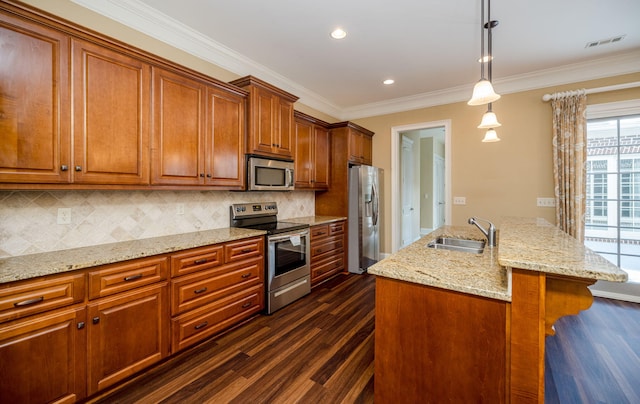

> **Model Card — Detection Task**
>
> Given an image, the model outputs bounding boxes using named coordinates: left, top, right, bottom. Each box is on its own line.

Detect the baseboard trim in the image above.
left=591, top=289, right=640, bottom=304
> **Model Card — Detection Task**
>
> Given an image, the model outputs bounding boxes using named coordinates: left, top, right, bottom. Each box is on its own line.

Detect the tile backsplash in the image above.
left=0, top=190, right=315, bottom=258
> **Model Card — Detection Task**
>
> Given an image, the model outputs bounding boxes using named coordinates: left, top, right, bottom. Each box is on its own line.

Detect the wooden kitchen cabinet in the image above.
left=310, top=221, right=346, bottom=286
left=230, top=76, right=299, bottom=159
left=151, top=67, right=246, bottom=189
left=0, top=305, right=87, bottom=403
left=294, top=111, right=330, bottom=190
left=87, top=281, right=169, bottom=395
left=334, top=122, right=374, bottom=165
left=169, top=237, right=264, bottom=353
left=72, top=38, right=151, bottom=185
left=0, top=10, right=71, bottom=184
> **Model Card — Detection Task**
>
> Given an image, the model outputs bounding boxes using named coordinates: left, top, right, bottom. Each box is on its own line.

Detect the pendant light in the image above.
left=482, top=128, right=500, bottom=142
left=477, top=103, right=501, bottom=128
left=467, top=0, right=500, bottom=106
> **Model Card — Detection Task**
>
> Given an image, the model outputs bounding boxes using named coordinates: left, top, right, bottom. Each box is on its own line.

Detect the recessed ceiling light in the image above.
left=383, top=79, right=395, bottom=85
left=331, top=28, right=347, bottom=39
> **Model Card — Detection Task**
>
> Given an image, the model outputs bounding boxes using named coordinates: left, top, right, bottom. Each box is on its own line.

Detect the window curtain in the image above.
left=551, top=93, right=587, bottom=242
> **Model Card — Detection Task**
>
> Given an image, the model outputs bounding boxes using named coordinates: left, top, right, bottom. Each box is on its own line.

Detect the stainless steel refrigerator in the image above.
left=348, top=165, right=382, bottom=274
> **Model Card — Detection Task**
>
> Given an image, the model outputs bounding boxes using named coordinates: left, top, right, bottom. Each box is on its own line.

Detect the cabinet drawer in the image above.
left=224, top=237, right=264, bottom=263
left=311, top=235, right=344, bottom=257
left=88, top=256, right=168, bottom=299
left=311, top=254, right=344, bottom=285
left=310, top=224, right=329, bottom=239
left=329, top=221, right=345, bottom=236
left=0, top=273, right=85, bottom=324
left=170, top=257, right=263, bottom=315
left=171, top=285, right=263, bottom=353
left=170, top=245, right=224, bottom=277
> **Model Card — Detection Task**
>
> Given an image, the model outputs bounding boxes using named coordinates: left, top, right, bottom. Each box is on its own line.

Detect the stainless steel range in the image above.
left=230, top=202, right=310, bottom=314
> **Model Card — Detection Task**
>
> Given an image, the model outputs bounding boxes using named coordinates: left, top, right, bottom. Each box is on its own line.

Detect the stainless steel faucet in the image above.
left=468, top=217, right=497, bottom=247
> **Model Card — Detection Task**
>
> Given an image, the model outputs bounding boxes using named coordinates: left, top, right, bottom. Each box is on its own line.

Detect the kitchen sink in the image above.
left=427, top=236, right=486, bottom=254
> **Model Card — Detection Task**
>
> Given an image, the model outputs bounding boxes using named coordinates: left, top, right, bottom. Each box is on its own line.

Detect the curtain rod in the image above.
left=541, top=81, right=640, bottom=102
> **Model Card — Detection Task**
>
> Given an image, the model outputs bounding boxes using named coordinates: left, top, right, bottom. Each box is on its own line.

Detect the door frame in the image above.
left=391, top=120, right=451, bottom=253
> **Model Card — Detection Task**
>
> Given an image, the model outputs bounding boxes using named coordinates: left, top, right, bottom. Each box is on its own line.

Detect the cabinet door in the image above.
left=313, top=125, right=330, bottom=189
left=362, top=133, right=373, bottom=165
left=87, top=282, right=168, bottom=395
left=206, top=86, right=245, bottom=188
left=0, top=13, right=71, bottom=183
left=151, top=67, right=205, bottom=185
left=294, top=117, right=313, bottom=188
left=250, top=86, right=276, bottom=155
left=0, top=306, right=86, bottom=403
left=275, top=98, right=294, bottom=157
left=348, top=130, right=364, bottom=163
left=72, top=39, right=150, bottom=184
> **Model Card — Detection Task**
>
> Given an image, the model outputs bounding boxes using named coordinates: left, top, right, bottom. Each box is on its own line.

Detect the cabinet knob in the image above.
left=75, top=165, right=82, bottom=171
left=207, top=174, right=212, bottom=178
left=77, top=321, right=85, bottom=330
left=200, top=173, right=205, bottom=177
left=92, top=317, right=100, bottom=324
left=61, top=165, right=69, bottom=172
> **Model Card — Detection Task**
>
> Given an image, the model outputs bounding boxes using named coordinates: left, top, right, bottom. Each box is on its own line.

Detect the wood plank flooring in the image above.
left=89, top=274, right=640, bottom=403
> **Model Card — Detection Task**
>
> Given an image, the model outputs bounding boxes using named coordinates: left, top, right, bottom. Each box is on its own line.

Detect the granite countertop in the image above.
left=368, top=217, right=628, bottom=302
left=283, top=216, right=347, bottom=226
left=0, top=227, right=266, bottom=284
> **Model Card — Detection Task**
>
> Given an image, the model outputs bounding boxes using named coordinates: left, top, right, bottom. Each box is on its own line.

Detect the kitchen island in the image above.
left=368, top=217, right=627, bottom=403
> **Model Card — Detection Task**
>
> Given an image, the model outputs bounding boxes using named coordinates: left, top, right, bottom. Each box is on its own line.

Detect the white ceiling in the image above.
left=71, top=0, right=640, bottom=120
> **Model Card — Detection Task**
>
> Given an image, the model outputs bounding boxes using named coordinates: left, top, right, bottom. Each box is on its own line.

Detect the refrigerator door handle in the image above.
left=371, top=181, right=379, bottom=226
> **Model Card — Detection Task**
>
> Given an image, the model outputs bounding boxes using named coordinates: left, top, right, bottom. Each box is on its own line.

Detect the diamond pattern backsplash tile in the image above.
left=0, top=190, right=315, bottom=258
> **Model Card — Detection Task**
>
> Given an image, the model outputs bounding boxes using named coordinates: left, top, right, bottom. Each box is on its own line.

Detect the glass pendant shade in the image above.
left=482, top=128, right=500, bottom=142
left=478, top=110, right=502, bottom=128
left=467, top=79, right=501, bottom=106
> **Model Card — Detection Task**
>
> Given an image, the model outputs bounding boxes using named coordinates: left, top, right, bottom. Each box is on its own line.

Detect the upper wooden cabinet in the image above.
left=294, top=111, right=330, bottom=190
left=330, top=121, right=374, bottom=165
left=72, top=38, right=151, bottom=185
left=0, top=12, right=71, bottom=184
left=151, top=67, right=246, bottom=188
left=230, top=76, right=299, bottom=159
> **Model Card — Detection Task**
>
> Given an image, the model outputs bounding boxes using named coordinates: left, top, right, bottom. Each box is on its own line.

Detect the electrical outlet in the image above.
left=176, top=203, right=185, bottom=215
left=536, top=197, right=556, bottom=207
left=453, top=197, right=466, bottom=205
left=57, top=208, right=71, bottom=224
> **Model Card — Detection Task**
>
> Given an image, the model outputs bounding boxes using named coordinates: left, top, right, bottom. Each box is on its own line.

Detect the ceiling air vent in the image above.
left=585, top=35, right=626, bottom=48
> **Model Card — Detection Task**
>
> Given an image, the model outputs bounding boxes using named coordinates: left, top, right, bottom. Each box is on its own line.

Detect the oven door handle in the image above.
left=268, top=230, right=309, bottom=242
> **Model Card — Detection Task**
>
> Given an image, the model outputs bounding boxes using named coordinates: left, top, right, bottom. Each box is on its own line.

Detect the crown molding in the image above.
left=71, top=0, right=640, bottom=121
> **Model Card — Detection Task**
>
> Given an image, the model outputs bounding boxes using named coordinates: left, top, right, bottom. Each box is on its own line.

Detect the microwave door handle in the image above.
left=287, top=168, right=294, bottom=187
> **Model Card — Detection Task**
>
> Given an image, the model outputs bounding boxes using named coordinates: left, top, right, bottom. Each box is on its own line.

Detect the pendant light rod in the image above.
left=480, top=0, right=485, bottom=80
left=485, top=0, right=499, bottom=83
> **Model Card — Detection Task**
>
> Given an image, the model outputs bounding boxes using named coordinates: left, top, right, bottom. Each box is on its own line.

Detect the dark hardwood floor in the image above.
left=89, top=274, right=640, bottom=403
left=545, top=296, right=640, bottom=403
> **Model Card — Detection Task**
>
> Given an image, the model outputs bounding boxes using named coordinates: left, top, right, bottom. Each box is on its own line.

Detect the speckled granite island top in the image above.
left=282, top=215, right=347, bottom=226
left=0, top=227, right=266, bottom=284
left=368, top=217, right=627, bottom=302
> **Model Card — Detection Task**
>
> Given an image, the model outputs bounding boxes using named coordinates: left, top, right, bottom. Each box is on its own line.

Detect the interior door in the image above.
left=401, top=136, right=414, bottom=247
left=434, top=154, right=446, bottom=228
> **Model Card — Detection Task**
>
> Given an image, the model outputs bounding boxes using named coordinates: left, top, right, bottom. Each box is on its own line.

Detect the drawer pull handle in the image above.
left=242, top=302, right=252, bottom=308
left=194, top=287, right=208, bottom=294
left=194, top=321, right=208, bottom=330
left=240, top=248, right=253, bottom=253
left=124, top=274, right=143, bottom=282
left=241, top=273, right=251, bottom=279
left=14, top=296, right=44, bottom=307
left=194, top=258, right=208, bottom=265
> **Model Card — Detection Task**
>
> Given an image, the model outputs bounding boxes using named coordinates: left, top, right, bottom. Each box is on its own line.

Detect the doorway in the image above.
left=391, top=120, right=451, bottom=253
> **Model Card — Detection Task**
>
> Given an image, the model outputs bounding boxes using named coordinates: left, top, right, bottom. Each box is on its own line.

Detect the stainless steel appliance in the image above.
left=348, top=165, right=382, bottom=274
left=230, top=202, right=310, bottom=313
left=246, top=156, right=295, bottom=191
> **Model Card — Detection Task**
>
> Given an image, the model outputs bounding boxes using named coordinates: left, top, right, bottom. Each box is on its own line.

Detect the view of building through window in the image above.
left=585, top=115, right=640, bottom=283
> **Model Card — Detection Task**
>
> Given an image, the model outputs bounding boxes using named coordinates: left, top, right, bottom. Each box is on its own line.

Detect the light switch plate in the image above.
left=453, top=197, right=466, bottom=205
left=536, top=197, right=556, bottom=207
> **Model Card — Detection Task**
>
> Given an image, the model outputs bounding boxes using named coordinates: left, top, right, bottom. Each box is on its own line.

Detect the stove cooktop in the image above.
left=229, top=202, right=309, bottom=235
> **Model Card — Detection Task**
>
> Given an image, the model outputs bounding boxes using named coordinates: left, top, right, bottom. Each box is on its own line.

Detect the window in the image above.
left=585, top=108, right=640, bottom=283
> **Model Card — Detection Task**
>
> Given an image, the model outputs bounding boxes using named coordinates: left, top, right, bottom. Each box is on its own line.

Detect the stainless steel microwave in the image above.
left=247, top=156, right=295, bottom=191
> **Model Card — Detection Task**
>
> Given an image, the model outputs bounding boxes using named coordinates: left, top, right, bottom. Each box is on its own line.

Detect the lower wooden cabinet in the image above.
left=87, top=282, right=169, bottom=395
left=310, top=220, right=346, bottom=286
left=0, top=305, right=87, bottom=403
